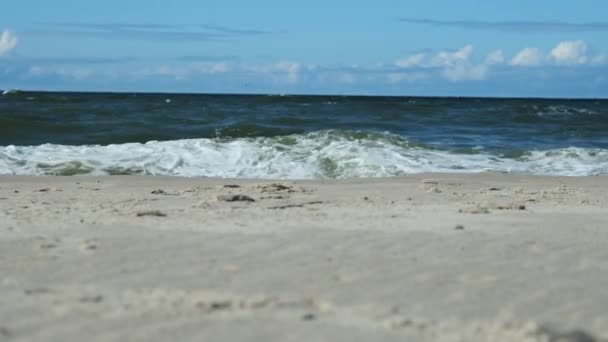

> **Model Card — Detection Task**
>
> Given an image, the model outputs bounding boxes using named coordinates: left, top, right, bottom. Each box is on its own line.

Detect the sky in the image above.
left=1, top=0, right=608, bottom=97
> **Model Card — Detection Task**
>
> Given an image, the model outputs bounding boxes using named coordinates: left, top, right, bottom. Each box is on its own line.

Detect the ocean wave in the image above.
left=1, top=131, right=607, bottom=178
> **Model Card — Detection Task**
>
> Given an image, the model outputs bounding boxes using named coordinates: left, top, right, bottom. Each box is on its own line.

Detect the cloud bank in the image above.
left=391, top=40, right=607, bottom=83
left=18, top=40, right=604, bottom=87
left=509, top=40, right=605, bottom=67
left=3, top=37, right=607, bottom=97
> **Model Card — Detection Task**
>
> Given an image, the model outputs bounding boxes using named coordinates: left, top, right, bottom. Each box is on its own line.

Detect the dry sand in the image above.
left=1, top=172, right=607, bottom=341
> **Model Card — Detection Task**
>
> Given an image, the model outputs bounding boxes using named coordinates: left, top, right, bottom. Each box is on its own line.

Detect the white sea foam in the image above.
left=539, top=105, right=599, bottom=117
left=1, top=131, right=607, bottom=178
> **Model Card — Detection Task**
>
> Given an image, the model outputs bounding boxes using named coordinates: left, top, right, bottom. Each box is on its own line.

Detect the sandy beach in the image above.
left=1, top=173, right=607, bottom=341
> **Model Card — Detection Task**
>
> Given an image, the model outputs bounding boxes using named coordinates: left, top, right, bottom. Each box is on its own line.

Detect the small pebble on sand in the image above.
left=301, top=313, right=316, bottom=321
left=136, top=210, right=167, bottom=217
left=217, top=194, right=255, bottom=202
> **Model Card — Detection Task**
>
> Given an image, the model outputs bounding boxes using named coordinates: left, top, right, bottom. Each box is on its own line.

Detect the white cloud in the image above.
left=0, top=30, right=18, bottom=56
left=395, top=41, right=604, bottom=74
left=510, top=41, right=599, bottom=67
left=549, top=40, right=588, bottom=65
left=430, top=45, right=473, bottom=67
left=395, top=53, right=426, bottom=68
left=510, top=47, right=544, bottom=66
left=485, top=50, right=504, bottom=65
left=394, top=45, right=473, bottom=69
left=394, top=45, right=494, bottom=82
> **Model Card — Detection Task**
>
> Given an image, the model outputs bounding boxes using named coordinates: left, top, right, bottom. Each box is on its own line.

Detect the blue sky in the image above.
left=1, top=0, right=608, bottom=97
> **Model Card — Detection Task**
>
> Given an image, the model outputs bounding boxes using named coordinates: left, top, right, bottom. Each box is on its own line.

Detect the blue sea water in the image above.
left=1, top=91, right=607, bottom=178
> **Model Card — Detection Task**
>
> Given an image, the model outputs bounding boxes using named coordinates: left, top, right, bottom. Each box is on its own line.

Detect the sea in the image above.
left=1, top=91, right=607, bottom=178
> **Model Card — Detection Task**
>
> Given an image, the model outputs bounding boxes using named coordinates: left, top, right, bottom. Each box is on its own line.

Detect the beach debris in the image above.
left=36, top=188, right=51, bottom=192
left=136, top=210, right=167, bottom=217
left=421, top=180, right=442, bottom=193
left=24, top=288, right=54, bottom=295
left=0, top=327, right=12, bottom=338
left=81, top=239, right=98, bottom=251
left=259, top=183, right=294, bottom=193
left=79, top=295, right=104, bottom=303
left=459, top=202, right=526, bottom=214
left=217, top=194, right=255, bottom=202
left=493, top=204, right=526, bottom=211
left=260, top=195, right=285, bottom=200
left=39, top=243, right=57, bottom=250
left=301, top=313, right=316, bottom=321
left=151, top=189, right=180, bottom=196
left=459, top=206, right=491, bottom=214
left=489, top=187, right=502, bottom=191
left=548, top=330, right=598, bottom=342
left=363, top=196, right=370, bottom=201
left=454, top=225, right=465, bottom=230
left=197, top=300, right=232, bottom=312
left=268, top=201, right=323, bottom=210
left=223, top=184, right=241, bottom=188
left=209, top=301, right=232, bottom=311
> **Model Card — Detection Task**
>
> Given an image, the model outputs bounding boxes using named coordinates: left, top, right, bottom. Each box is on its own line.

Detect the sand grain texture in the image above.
left=1, top=173, right=608, bottom=341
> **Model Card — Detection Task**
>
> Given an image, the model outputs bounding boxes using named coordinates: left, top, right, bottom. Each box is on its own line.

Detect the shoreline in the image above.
left=1, top=173, right=607, bottom=341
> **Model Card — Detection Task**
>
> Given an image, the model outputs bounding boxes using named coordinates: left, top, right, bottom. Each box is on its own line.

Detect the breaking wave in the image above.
left=1, top=130, right=607, bottom=178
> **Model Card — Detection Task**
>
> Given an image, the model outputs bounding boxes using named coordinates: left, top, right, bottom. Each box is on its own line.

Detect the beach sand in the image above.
left=1, top=173, right=607, bottom=341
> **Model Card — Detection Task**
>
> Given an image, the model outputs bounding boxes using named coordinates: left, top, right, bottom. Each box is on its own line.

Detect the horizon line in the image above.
left=2, top=88, right=607, bottom=101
